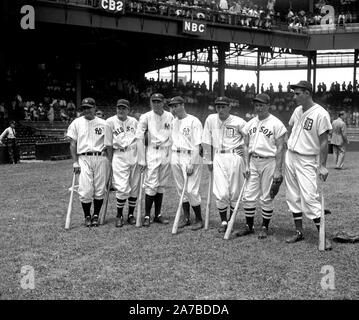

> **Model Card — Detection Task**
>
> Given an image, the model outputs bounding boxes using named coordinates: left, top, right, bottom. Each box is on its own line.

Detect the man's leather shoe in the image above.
left=234, top=224, right=254, bottom=237
left=115, top=216, right=124, bottom=228
left=143, top=216, right=150, bottom=227
left=127, top=215, right=136, bottom=225
left=153, top=216, right=169, bottom=224
left=191, top=220, right=204, bottom=231
left=286, top=230, right=304, bottom=243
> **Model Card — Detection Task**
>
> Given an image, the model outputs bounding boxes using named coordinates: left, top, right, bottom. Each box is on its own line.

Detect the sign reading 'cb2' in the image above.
left=100, top=0, right=125, bottom=13
left=182, top=21, right=206, bottom=36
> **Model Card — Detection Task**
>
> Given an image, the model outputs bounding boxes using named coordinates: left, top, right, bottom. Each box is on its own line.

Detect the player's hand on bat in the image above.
left=318, top=165, right=328, bottom=181
left=273, top=170, right=282, bottom=181
left=207, top=164, right=213, bottom=172
left=186, top=164, right=194, bottom=176
left=243, top=166, right=250, bottom=179
left=73, top=161, right=81, bottom=174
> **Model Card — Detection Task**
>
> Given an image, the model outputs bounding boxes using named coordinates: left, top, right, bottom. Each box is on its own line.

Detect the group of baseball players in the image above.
left=66, top=79, right=333, bottom=250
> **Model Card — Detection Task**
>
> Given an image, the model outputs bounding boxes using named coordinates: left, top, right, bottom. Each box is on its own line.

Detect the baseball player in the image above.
left=136, top=93, right=174, bottom=227
left=284, top=80, right=332, bottom=250
left=330, top=111, right=349, bottom=170
left=168, top=96, right=204, bottom=230
left=0, top=120, right=19, bottom=164
left=235, top=93, right=287, bottom=239
left=67, top=97, right=110, bottom=227
left=202, top=96, right=248, bottom=233
left=105, top=99, right=140, bottom=227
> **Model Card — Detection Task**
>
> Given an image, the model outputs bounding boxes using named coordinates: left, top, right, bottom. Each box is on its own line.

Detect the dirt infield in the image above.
left=0, top=153, right=358, bottom=300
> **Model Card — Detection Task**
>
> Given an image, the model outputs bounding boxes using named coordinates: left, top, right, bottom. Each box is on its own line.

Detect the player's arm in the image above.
left=318, top=130, right=330, bottom=181
left=201, top=119, right=213, bottom=171
left=342, top=123, right=349, bottom=144
left=136, top=115, right=148, bottom=169
left=69, top=138, right=80, bottom=174
left=0, top=128, right=8, bottom=144
left=104, top=121, right=114, bottom=163
left=274, top=134, right=285, bottom=179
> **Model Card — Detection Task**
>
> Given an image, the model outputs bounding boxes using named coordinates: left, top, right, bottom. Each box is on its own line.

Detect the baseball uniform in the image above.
left=105, top=114, right=140, bottom=224
left=285, top=103, right=332, bottom=220
left=241, top=114, right=287, bottom=230
left=202, top=112, right=247, bottom=226
left=67, top=116, right=110, bottom=204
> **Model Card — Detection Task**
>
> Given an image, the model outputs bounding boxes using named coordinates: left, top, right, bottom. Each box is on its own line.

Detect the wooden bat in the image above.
left=204, top=171, right=213, bottom=230
left=100, top=168, right=112, bottom=225
left=65, top=173, right=76, bottom=230
left=319, top=184, right=325, bottom=251
left=172, top=174, right=188, bottom=235
left=136, top=172, right=144, bottom=227
left=224, top=179, right=247, bottom=240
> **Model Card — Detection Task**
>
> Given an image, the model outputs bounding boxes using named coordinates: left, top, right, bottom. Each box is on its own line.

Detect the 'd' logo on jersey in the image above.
left=225, top=127, right=235, bottom=138
left=95, top=127, right=103, bottom=135
left=183, top=127, right=190, bottom=136
left=303, top=118, right=313, bottom=131
left=164, top=123, right=170, bottom=130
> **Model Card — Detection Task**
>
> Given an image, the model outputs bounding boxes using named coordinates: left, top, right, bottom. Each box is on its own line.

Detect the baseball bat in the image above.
left=224, top=179, right=247, bottom=240
left=319, top=184, right=325, bottom=251
left=136, top=172, right=144, bottom=227
left=204, top=171, right=213, bottom=230
left=172, top=174, right=188, bottom=235
left=100, top=168, right=112, bottom=225
left=65, top=173, right=76, bottom=230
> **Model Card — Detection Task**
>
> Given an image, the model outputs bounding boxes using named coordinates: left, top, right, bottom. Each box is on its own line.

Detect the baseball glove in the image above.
left=333, top=231, right=359, bottom=243
left=270, top=175, right=283, bottom=199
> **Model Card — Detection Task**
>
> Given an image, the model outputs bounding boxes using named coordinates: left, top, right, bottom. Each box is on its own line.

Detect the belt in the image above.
left=80, top=152, right=103, bottom=156
left=151, top=145, right=170, bottom=150
left=215, top=149, right=240, bottom=154
left=251, top=154, right=271, bottom=159
left=117, top=145, right=136, bottom=152
left=172, top=148, right=192, bottom=155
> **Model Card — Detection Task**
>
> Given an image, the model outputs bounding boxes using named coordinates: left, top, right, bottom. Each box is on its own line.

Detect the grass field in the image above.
left=0, top=152, right=358, bottom=300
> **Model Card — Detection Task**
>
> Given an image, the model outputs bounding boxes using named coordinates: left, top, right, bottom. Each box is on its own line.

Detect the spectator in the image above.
left=38, top=103, right=46, bottom=121
left=96, top=110, right=104, bottom=119
left=278, top=82, right=283, bottom=92
left=0, top=120, right=19, bottom=164
left=47, top=105, right=55, bottom=125
left=0, top=102, right=5, bottom=125
left=330, top=111, right=349, bottom=170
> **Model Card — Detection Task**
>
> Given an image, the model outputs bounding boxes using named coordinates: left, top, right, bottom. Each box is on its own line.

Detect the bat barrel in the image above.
left=136, top=173, right=144, bottom=227
left=65, top=173, right=76, bottom=230
left=172, top=175, right=188, bottom=235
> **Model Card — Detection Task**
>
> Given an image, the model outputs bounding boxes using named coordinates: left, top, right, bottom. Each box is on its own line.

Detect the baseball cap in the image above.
left=150, top=93, right=164, bottom=102
left=339, top=111, right=345, bottom=116
left=289, top=80, right=313, bottom=92
left=168, top=96, right=185, bottom=106
left=81, top=97, right=96, bottom=108
left=214, top=96, right=230, bottom=105
left=116, top=99, right=130, bottom=108
left=253, top=93, right=270, bottom=104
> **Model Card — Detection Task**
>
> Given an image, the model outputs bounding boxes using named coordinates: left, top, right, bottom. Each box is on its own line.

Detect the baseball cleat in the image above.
left=115, top=216, right=124, bottom=228
left=218, top=223, right=227, bottom=233
left=85, top=216, right=92, bottom=228
left=286, top=230, right=304, bottom=243
left=178, top=218, right=191, bottom=229
left=127, top=215, right=136, bottom=225
left=191, top=220, right=204, bottom=231
left=143, top=216, right=150, bottom=227
left=234, top=225, right=254, bottom=237
left=258, top=226, right=268, bottom=239
left=153, top=216, right=169, bottom=224
left=91, top=215, right=99, bottom=227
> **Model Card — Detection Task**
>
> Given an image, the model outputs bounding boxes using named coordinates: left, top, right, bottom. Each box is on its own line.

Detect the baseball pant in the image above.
left=78, top=155, right=110, bottom=203
left=171, top=151, right=202, bottom=206
left=243, top=157, right=276, bottom=211
left=333, top=144, right=345, bottom=169
left=284, top=150, right=321, bottom=220
left=144, top=146, right=171, bottom=196
left=213, top=152, right=245, bottom=209
left=112, top=148, right=141, bottom=200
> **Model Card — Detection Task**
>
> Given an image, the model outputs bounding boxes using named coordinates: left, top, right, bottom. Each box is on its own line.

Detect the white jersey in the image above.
left=66, top=116, right=106, bottom=154
left=242, top=114, right=287, bottom=157
left=104, top=115, right=138, bottom=149
left=136, top=110, right=173, bottom=147
left=202, top=114, right=246, bottom=150
left=287, top=104, right=332, bottom=155
left=171, top=114, right=203, bottom=151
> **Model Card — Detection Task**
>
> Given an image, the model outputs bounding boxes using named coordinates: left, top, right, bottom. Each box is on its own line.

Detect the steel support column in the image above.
left=75, top=62, right=82, bottom=109
left=312, top=51, right=317, bottom=93
left=307, top=52, right=312, bottom=83
left=209, top=46, right=213, bottom=91
left=256, top=49, right=261, bottom=94
left=354, top=49, right=358, bottom=92
left=174, top=54, right=178, bottom=87
left=218, top=44, right=226, bottom=96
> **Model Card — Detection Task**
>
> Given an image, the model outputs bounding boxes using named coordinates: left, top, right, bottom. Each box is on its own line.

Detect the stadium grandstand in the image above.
left=1, top=0, right=359, bottom=163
